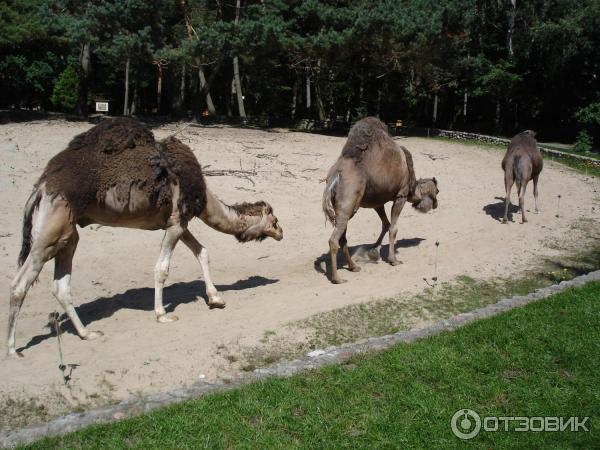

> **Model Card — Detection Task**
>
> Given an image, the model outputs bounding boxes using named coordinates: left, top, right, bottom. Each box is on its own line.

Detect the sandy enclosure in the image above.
left=0, top=120, right=598, bottom=422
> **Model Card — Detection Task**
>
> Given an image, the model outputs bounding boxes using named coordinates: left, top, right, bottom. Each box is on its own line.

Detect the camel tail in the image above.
left=18, top=187, right=42, bottom=267
left=322, top=172, right=339, bottom=225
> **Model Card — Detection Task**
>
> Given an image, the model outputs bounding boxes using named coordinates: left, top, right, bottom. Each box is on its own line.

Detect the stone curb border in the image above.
left=435, top=129, right=600, bottom=167
left=2, top=270, right=599, bottom=448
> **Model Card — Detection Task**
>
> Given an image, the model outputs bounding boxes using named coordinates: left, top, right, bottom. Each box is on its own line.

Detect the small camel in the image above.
left=8, top=118, right=282, bottom=357
left=322, top=117, right=439, bottom=284
left=501, top=130, right=543, bottom=224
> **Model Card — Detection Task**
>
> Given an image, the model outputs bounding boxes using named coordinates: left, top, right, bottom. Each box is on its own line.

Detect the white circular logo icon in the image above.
left=451, top=409, right=481, bottom=440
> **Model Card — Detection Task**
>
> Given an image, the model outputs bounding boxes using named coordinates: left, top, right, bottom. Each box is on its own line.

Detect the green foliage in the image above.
left=576, top=103, right=600, bottom=127
left=1, top=0, right=599, bottom=140
left=473, top=60, right=521, bottom=99
left=50, top=65, right=79, bottom=112
left=573, top=130, right=593, bottom=153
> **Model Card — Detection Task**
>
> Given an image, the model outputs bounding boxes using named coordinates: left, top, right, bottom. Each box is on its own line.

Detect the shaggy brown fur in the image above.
left=341, top=116, right=390, bottom=161
left=230, top=201, right=273, bottom=217
left=8, top=118, right=283, bottom=357
left=501, top=130, right=543, bottom=223
left=158, top=136, right=207, bottom=221
left=322, top=117, right=439, bottom=284
left=36, top=118, right=205, bottom=226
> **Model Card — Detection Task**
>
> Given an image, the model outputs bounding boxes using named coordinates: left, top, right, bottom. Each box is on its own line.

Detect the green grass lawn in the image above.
left=25, top=282, right=600, bottom=449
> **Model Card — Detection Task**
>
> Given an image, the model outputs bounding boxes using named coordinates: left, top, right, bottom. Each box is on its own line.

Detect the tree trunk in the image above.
left=315, top=83, right=326, bottom=121
left=433, top=94, right=438, bottom=124
left=291, top=76, right=298, bottom=119
left=180, top=64, right=186, bottom=112
left=314, top=59, right=325, bottom=121
left=227, top=78, right=234, bottom=117
left=123, top=56, right=130, bottom=116
left=507, top=0, right=517, bottom=58
left=77, top=42, right=90, bottom=116
left=233, top=57, right=246, bottom=118
left=156, top=64, right=163, bottom=113
left=198, top=66, right=216, bottom=115
left=306, top=67, right=311, bottom=109
left=345, top=93, right=352, bottom=122
left=495, top=100, right=501, bottom=134
left=463, top=91, right=468, bottom=117
left=233, top=0, right=246, bottom=119
left=180, top=0, right=218, bottom=118
left=131, top=85, right=138, bottom=116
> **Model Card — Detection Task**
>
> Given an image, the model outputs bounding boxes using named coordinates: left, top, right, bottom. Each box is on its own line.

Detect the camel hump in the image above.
left=39, top=119, right=207, bottom=222
left=341, top=117, right=391, bottom=160
left=67, top=117, right=155, bottom=155
left=509, top=129, right=537, bottom=146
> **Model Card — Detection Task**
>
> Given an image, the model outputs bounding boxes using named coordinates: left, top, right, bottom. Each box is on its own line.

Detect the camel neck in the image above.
left=199, top=188, right=260, bottom=235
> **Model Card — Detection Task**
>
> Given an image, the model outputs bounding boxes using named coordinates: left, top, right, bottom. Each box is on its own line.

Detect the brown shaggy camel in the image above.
left=7, top=118, right=282, bottom=357
left=322, top=117, right=439, bottom=284
left=501, top=130, right=543, bottom=224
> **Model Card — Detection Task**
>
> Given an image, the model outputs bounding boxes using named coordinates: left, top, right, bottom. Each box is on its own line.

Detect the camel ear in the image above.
left=433, top=177, right=437, bottom=186
left=261, top=203, right=272, bottom=216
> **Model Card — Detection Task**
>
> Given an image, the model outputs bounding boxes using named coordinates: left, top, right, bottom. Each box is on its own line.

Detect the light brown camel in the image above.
left=7, top=118, right=282, bottom=357
left=322, top=117, right=439, bottom=284
left=501, top=130, right=543, bottom=224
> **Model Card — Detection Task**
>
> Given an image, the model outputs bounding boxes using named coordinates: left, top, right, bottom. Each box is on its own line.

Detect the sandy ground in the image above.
left=0, top=120, right=598, bottom=424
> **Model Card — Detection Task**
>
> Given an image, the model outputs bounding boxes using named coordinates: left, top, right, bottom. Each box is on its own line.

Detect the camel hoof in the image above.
left=157, top=314, right=178, bottom=323
left=534, top=209, right=541, bottom=214
left=367, top=248, right=380, bottom=260
left=82, top=330, right=104, bottom=340
left=208, top=298, right=226, bottom=309
left=7, top=350, right=24, bottom=358
left=389, top=260, right=403, bottom=266
left=501, top=219, right=508, bottom=224
left=331, top=278, right=347, bottom=284
left=349, top=266, right=361, bottom=272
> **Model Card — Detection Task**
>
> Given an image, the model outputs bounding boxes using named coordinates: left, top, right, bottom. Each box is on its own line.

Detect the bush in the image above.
left=573, top=130, right=592, bottom=153
left=51, top=66, right=79, bottom=112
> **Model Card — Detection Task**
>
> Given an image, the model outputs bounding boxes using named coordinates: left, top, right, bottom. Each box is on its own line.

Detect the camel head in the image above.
left=232, top=201, right=283, bottom=242
left=410, top=177, right=439, bottom=213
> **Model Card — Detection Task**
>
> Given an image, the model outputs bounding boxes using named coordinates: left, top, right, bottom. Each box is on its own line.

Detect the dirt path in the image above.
left=1, top=120, right=598, bottom=426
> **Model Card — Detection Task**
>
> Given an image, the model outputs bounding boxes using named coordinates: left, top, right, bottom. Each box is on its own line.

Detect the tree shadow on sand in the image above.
left=313, top=237, right=426, bottom=276
left=483, top=196, right=519, bottom=222
left=17, top=275, right=278, bottom=353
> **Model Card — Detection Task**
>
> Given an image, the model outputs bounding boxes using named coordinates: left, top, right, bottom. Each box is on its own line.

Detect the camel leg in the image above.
left=180, top=229, right=225, bottom=309
left=519, top=180, right=528, bottom=223
left=7, top=256, right=45, bottom=356
left=329, top=213, right=350, bottom=284
left=154, top=224, right=185, bottom=323
left=53, top=229, right=103, bottom=341
left=340, top=229, right=360, bottom=272
left=502, top=173, right=514, bottom=224
left=364, top=206, right=390, bottom=261
left=387, top=197, right=407, bottom=266
left=533, top=174, right=540, bottom=213
left=373, top=206, right=390, bottom=248
left=8, top=194, right=77, bottom=356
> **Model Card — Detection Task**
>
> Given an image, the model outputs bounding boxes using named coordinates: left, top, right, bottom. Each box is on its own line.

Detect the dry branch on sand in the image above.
left=203, top=168, right=257, bottom=186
